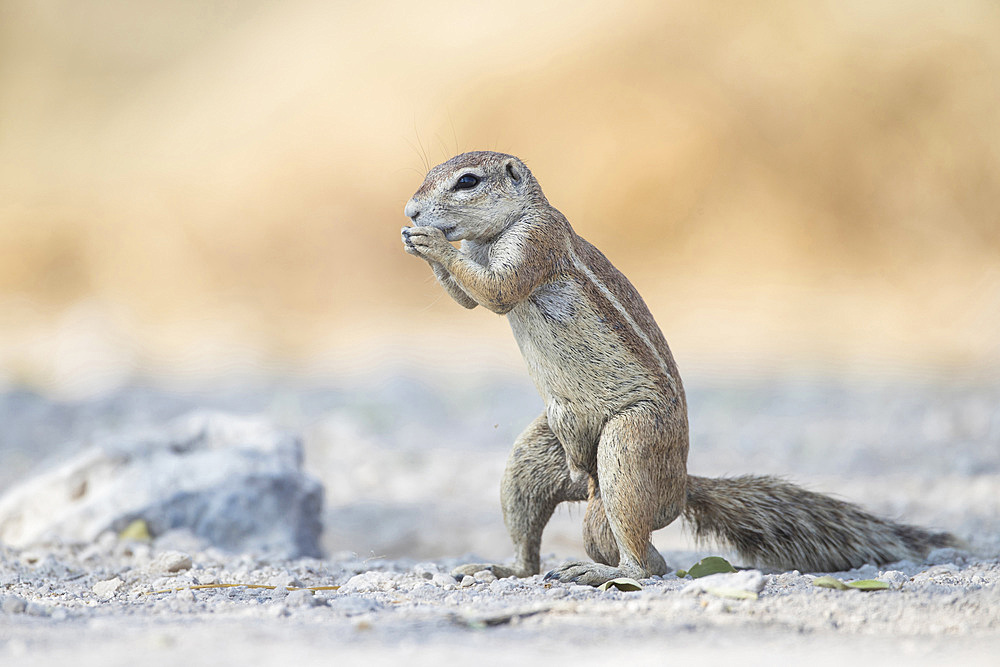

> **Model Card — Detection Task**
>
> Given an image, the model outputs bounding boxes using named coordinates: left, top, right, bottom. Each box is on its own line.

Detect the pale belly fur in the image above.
left=506, top=279, right=662, bottom=471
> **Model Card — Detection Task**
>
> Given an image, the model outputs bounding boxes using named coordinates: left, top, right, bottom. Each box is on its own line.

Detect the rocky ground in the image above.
left=1, top=371, right=998, bottom=665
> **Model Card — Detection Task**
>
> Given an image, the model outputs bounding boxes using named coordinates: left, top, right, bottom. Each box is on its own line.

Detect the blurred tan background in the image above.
left=1, top=0, right=998, bottom=397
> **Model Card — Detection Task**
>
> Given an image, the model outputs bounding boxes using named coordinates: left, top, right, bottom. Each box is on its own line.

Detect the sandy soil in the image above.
left=1, top=373, right=998, bottom=665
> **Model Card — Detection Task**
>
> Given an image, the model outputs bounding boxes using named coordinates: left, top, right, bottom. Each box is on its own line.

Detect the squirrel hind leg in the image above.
left=583, top=481, right=619, bottom=566
left=583, top=482, right=668, bottom=575
left=548, top=408, right=681, bottom=586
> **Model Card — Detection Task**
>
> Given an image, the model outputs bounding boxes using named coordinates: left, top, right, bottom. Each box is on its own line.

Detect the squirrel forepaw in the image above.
left=401, top=225, right=452, bottom=262
left=401, top=226, right=421, bottom=256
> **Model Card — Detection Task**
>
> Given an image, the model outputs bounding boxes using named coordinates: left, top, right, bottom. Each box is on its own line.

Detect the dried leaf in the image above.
left=813, top=575, right=851, bottom=590
left=845, top=579, right=890, bottom=591
left=597, top=578, right=643, bottom=592
left=683, top=557, right=736, bottom=579
left=813, top=576, right=889, bottom=591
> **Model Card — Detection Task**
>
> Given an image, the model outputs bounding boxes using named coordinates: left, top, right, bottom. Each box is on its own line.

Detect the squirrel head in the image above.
left=404, top=151, right=543, bottom=242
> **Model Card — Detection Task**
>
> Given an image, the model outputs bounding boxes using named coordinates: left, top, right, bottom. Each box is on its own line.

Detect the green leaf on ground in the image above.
left=813, top=575, right=851, bottom=590
left=813, top=576, right=890, bottom=591
left=844, top=579, right=890, bottom=590
left=597, top=578, right=643, bottom=592
left=680, top=556, right=737, bottom=579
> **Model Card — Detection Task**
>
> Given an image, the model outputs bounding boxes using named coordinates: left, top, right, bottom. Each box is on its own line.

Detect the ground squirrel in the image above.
left=401, top=151, right=957, bottom=586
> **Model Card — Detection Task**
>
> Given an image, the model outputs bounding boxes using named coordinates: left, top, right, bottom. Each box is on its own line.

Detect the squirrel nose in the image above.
left=404, top=199, right=422, bottom=223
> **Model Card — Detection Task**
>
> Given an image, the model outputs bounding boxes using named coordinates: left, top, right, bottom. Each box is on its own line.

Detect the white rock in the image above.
left=0, top=412, right=324, bottom=558
left=175, top=588, right=196, bottom=603
left=682, top=570, right=766, bottom=597
left=432, top=573, right=457, bottom=587
left=340, top=572, right=396, bottom=593
left=473, top=569, right=497, bottom=583
left=150, top=551, right=193, bottom=574
left=92, top=577, right=123, bottom=599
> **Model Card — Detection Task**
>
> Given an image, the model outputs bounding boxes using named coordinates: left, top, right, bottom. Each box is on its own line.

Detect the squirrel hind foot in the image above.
left=543, top=561, right=647, bottom=587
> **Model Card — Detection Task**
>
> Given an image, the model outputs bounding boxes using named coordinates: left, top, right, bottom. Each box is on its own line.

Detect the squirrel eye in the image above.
left=455, top=173, right=480, bottom=190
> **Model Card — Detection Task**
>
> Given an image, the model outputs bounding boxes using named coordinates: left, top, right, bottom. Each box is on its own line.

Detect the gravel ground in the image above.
left=1, top=372, right=998, bottom=665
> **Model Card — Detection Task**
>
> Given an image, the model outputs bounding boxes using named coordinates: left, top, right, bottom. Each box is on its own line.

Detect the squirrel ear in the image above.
left=505, top=161, right=521, bottom=184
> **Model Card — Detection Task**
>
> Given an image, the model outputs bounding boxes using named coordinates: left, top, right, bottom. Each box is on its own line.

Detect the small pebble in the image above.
left=432, top=573, right=457, bottom=587
left=474, top=570, right=497, bottom=583
left=175, top=588, right=196, bottom=603
left=340, top=572, right=396, bottom=593
left=682, top=570, right=765, bottom=597
left=93, top=577, right=124, bottom=600
left=285, top=589, right=319, bottom=608
left=150, top=551, right=193, bottom=574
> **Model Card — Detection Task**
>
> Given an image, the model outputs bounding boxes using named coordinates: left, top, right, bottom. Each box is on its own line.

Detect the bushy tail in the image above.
left=683, top=475, right=959, bottom=572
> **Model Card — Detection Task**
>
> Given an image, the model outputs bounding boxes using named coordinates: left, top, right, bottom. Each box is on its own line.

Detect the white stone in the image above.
left=682, top=570, right=766, bottom=597
left=0, top=412, right=323, bottom=558
left=473, top=569, right=497, bottom=583
left=432, top=573, right=457, bottom=587
left=175, top=588, right=196, bottom=603
left=340, top=572, right=396, bottom=593
left=92, top=577, right=123, bottom=600
left=150, top=551, right=193, bottom=574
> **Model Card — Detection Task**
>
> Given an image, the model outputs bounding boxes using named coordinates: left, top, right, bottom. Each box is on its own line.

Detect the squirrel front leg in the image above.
left=403, top=225, right=542, bottom=315
left=401, top=227, right=477, bottom=309
left=430, top=263, right=478, bottom=309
